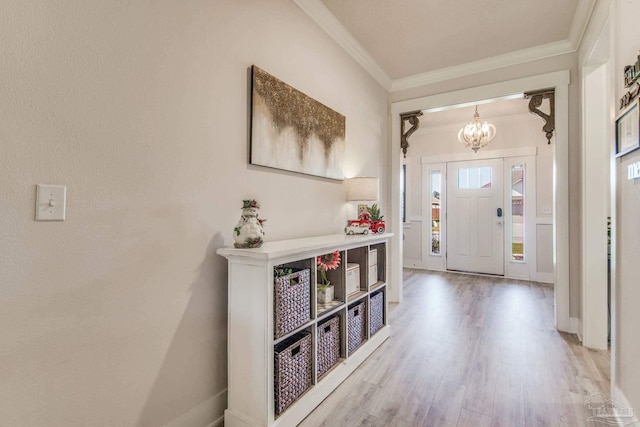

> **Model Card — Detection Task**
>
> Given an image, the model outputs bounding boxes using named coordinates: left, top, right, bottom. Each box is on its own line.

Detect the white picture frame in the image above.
left=616, top=99, right=640, bottom=157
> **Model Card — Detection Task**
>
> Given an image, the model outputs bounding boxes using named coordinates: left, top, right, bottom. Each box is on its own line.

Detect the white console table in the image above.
left=217, top=233, right=392, bottom=427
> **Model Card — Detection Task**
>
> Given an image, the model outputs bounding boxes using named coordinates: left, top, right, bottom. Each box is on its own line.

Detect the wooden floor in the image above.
left=300, top=269, right=610, bottom=427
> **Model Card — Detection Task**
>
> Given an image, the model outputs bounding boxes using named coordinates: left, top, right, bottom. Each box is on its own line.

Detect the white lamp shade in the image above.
left=346, top=177, right=379, bottom=201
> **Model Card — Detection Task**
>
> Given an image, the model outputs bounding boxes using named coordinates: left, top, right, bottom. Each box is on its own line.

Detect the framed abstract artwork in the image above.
left=250, top=65, right=345, bottom=180
left=616, top=99, right=640, bottom=157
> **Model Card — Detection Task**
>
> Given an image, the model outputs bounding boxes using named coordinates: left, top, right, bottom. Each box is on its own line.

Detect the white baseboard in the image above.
left=575, top=317, right=583, bottom=342
left=569, top=317, right=580, bottom=335
left=403, top=259, right=425, bottom=269
left=165, top=388, right=227, bottom=427
left=612, top=386, right=639, bottom=426
left=210, top=415, right=224, bottom=427
left=535, top=271, right=555, bottom=283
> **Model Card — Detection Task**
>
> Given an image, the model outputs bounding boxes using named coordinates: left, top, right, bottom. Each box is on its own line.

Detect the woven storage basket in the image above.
left=369, top=290, right=384, bottom=336
left=316, top=315, right=340, bottom=378
left=347, top=301, right=366, bottom=355
left=274, top=331, right=312, bottom=416
left=274, top=269, right=311, bottom=339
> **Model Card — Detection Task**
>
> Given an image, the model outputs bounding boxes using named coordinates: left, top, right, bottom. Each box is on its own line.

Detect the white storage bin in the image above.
left=368, top=249, right=377, bottom=267
left=346, top=263, right=360, bottom=295
left=368, top=264, right=378, bottom=287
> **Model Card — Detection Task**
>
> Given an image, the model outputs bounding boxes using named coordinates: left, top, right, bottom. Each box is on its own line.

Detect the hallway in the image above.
left=300, top=269, right=610, bottom=426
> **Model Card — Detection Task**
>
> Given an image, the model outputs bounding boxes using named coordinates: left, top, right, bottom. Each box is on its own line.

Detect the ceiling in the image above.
left=295, top=0, right=595, bottom=91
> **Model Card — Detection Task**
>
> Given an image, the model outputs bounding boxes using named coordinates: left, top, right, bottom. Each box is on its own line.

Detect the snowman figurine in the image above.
left=233, top=199, right=266, bottom=248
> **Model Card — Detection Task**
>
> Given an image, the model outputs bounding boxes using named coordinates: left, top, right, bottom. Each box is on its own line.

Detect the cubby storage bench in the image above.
left=218, top=233, right=392, bottom=427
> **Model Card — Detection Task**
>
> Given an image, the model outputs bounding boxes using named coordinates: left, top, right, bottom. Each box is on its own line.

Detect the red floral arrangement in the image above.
left=317, top=251, right=341, bottom=288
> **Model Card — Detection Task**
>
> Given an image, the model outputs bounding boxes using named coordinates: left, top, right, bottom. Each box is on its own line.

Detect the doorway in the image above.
left=420, top=152, right=538, bottom=279
left=447, top=158, right=504, bottom=275
left=390, top=70, right=571, bottom=332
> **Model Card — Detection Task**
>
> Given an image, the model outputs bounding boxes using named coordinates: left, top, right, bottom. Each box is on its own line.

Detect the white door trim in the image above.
left=581, top=63, right=609, bottom=351
left=421, top=147, right=537, bottom=164
left=422, top=154, right=538, bottom=281
left=389, top=70, right=571, bottom=333
left=580, top=11, right=612, bottom=351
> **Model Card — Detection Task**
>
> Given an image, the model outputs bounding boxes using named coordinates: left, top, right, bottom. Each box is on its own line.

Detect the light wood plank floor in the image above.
left=300, top=269, right=610, bottom=427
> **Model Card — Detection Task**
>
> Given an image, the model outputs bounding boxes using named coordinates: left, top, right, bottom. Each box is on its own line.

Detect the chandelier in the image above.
left=457, top=106, right=496, bottom=152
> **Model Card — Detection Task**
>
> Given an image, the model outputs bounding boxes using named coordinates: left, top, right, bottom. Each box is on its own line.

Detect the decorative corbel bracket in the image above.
left=400, top=110, right=423, bottom=158
left=524, top=89, right=555, bottom=144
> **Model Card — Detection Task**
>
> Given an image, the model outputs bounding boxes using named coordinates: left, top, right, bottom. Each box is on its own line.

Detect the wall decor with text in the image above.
left=616, top=99, right=639, bottom=157
left=250, top=66, right=345, bottom=180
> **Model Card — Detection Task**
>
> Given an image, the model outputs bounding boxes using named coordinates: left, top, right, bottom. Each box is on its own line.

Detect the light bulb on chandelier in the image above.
left=457, top=106, right=496, bottom=152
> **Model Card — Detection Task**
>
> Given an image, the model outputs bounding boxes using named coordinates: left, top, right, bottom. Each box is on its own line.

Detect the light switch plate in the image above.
left=36, top=185, right=66, bottom=221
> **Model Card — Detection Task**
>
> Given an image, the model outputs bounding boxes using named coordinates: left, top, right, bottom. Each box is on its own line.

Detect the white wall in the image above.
left=0, top=1, right=388, bottom=425
left=612, top=0, right=640, bottom=414
left=614, top=149, right=640, bottom=413
left=579, top=0, right=640, bottom=412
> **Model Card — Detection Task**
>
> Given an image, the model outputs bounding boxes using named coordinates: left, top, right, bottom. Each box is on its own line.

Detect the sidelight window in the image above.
left=430, top=171, right=441, bottom=255
left=511, top=164, right=525, bottom=261
left=401, top=164, right=407, bottom=223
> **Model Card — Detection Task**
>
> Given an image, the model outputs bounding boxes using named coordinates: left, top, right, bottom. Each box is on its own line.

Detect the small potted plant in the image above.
left=367, top=204, right=385, bottom=234
left=317, top=251, right=341, bottom=304
left=274, top=267, right=293, bottom=282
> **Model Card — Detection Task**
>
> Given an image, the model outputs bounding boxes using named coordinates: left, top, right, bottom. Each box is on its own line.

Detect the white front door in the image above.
left=446, top=158, right=504, bottom=275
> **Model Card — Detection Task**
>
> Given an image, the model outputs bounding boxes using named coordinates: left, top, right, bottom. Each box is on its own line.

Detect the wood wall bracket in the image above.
left=400, top=110, right=423, bottom=158
left=524, top=89, right=555, bottom=144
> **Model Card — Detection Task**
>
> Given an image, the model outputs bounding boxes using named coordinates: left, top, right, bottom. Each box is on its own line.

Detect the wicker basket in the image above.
left=274, top=331, right=312, bottom=416
left=347, top=300, right=366, bottom=355
left=369, top=290, right=384, bottom=336
left=317, top=316, right=340, bottom=378
left=274, top=269, right=311, bottom=339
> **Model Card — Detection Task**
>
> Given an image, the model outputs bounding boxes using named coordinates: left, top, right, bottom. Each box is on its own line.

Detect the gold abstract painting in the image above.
left=250, top=66, right=345, bottom=180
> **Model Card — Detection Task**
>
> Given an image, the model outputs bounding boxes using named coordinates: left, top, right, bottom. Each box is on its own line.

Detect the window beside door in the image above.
left=511, top=164, right=525, bottom=262
left=401, top=164, right=407, bottom=223
left=430, top=170, right=441, bottom=255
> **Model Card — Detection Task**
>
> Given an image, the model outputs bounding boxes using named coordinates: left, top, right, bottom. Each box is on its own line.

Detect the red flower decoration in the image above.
left=317, top=251, right=341, bottom=271
left=317, top=251, right=340, bottom=288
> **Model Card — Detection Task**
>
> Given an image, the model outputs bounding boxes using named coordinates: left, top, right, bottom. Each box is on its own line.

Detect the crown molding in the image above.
left=568, top=0, right=597, bottom=49
left=579, top=0, right=613, bottom=66
left=295, top=0, right=590, bottom=93
left=293, top=0, right=393, bottom=90
left=391, top=40, right=575, bottom=92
